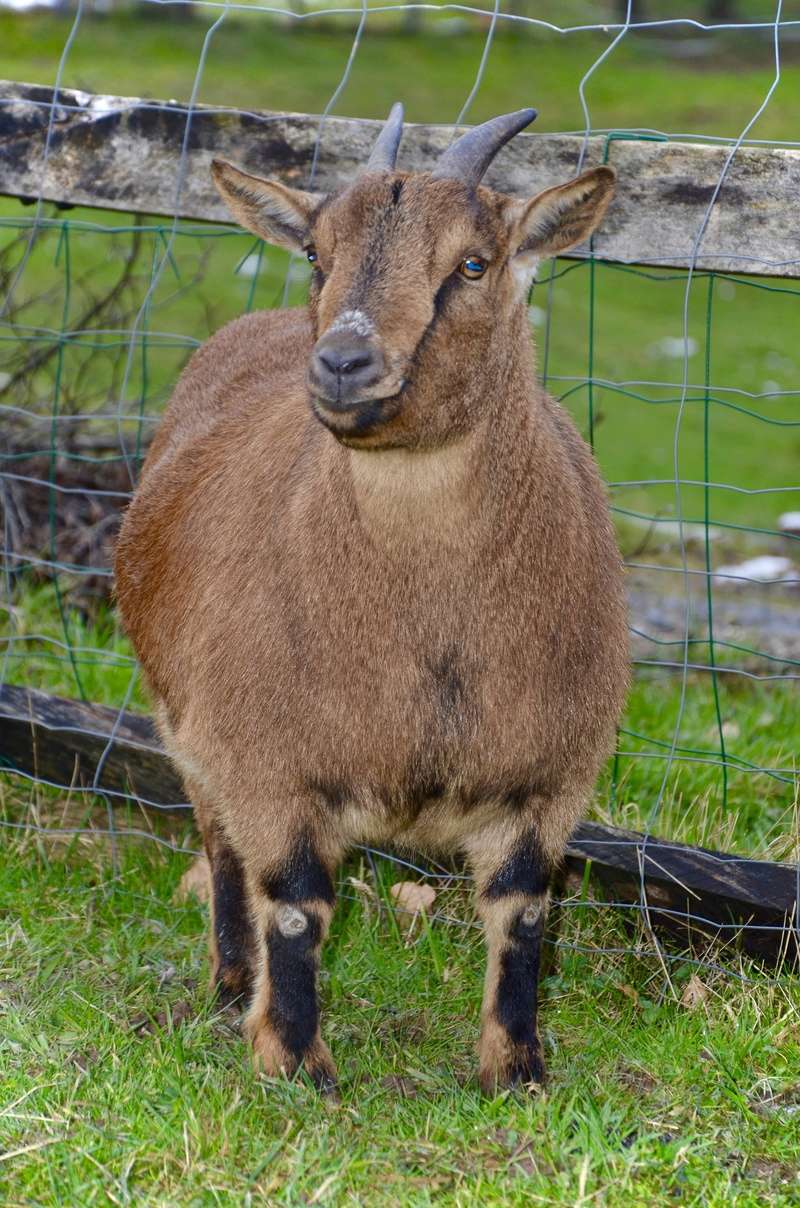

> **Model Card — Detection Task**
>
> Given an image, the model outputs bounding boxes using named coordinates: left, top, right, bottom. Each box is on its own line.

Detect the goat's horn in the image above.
left=431, top=108, right=537, bottom=188
left=363, top=101, right=405, bottom=174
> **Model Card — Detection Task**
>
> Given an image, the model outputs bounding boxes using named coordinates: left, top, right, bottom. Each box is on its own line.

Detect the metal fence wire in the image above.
left=0, top=1, right=798, bottom=973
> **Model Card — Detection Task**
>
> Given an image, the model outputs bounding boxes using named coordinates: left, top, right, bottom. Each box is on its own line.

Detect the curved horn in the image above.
left=363, top=101, right=405, bottom=174
left=431, top=108, right=537, bottom=189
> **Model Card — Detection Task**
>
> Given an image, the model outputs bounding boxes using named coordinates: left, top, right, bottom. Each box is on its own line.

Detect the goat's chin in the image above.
left=309, top=388, right=406, bottom=448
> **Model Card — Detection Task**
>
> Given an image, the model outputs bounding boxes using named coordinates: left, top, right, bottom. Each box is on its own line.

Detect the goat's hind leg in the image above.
left=244, top=826, right=340, bottom=1091
left=467, top=822, right=553, bottom=1095
left=187, top=779, right=255, bottom=1009
left=207, top=822, right=255, bottom=1008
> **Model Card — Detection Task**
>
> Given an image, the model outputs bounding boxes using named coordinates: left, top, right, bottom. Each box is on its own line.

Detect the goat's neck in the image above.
left=343, top=323, right=537, bottom=556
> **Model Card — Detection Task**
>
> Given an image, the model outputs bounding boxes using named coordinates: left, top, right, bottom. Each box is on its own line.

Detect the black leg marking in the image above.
left=212, top=840, right=254, bottom=1007
left=482, top=833, right=551, bottom=901
left=260, top=833, right=335, bottom=907
left=265, top=914, right=322, bottom=1060
left=496, top=909, right=544, bottom=1048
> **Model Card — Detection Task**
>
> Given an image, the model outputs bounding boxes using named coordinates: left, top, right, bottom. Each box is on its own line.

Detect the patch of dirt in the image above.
left=742, top=1156, right=798, bottom=1186
left=380, top=1074, right=420, bottom=1098
left=129, top=999, right=193, bottom=1035
left=749, top=1083, right=800, bottom=1120
left=484, top=1129, right=557, bottom=1180
left=617, top=1063, right=659, bottom=1095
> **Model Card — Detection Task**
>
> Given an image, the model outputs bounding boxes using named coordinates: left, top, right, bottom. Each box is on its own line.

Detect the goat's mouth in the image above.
left=310, top=382, right=406, bottom=445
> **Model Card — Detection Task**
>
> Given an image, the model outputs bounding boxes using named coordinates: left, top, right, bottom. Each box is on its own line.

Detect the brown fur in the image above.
left=115, top=143, right=629, bottom=1093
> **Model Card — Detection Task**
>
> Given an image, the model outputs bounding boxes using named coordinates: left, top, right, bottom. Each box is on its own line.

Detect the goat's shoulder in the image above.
left=143, top=307, right=313, bottom=474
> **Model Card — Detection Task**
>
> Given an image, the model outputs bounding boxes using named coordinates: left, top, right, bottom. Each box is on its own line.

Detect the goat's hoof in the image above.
left=478, top=1039, right=546, bottom=1096
left=250, top=1025, right=338, bottom=1094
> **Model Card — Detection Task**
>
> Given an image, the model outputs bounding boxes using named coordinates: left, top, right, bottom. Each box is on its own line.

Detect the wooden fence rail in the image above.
left=2, top=81, right=799, bottom=276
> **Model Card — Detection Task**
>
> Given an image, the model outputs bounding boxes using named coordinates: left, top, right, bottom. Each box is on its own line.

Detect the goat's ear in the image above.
left=211, top=159, right=321, bottom=251
left=508, top=166, right=615, bottom=267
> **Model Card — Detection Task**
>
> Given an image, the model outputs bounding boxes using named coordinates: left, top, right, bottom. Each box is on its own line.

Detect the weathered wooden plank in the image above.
left=1, top=683, right=796, bottom=963
left=1, top=81, right=798, bottom=277
left=0, top=682, right=184, bottom=807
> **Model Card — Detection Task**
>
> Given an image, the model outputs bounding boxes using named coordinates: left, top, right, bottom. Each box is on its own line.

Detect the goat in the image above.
left=115, top=104, right=629, bottom=1095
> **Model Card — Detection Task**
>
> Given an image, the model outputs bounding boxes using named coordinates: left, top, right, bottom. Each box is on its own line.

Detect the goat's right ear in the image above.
left=507, top=165, right=615, bottom=270
left=211, top=159, right=322, bottom=252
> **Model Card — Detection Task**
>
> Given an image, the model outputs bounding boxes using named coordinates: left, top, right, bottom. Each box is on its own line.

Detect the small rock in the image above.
left=778, top=512, right=800, bottom=538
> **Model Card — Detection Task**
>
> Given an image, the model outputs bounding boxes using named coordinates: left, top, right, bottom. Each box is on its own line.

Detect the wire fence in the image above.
left=1, top=0, right=798, bottom=971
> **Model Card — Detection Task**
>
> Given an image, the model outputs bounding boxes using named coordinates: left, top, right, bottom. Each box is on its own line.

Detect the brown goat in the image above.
left=115, top=105, right=629, bottom=1095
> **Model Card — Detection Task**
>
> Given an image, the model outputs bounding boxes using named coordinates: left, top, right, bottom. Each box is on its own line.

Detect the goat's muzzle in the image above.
left=309, top=332, right=402, bottom=441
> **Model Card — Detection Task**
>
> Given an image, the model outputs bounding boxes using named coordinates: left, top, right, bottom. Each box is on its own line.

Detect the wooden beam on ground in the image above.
left=1, top=81, right=799, bottom=277
left=1, top=683, right=797, bottom=964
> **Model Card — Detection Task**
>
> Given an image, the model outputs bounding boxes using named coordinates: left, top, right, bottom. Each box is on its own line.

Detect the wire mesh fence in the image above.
left=1, top=0, right=798, bottom=972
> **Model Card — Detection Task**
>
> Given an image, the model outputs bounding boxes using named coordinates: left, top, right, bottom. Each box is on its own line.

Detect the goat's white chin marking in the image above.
left=328, top=309, right=375, bottom=338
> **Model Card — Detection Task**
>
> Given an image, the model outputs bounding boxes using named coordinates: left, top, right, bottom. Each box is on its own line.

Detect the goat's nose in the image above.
left=310, top=336, right=384, bottom=406
left=317, top=346, right=375, bottom=378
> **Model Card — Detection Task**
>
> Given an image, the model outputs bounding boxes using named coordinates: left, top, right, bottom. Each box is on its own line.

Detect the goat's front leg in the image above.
left=467, top=825, right=553, bottom=1094
left=244, top=830, right=340, bottom=1091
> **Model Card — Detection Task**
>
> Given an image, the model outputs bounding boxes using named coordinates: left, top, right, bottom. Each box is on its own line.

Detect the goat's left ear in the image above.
left=211, top=159, right=322, bottom=252
left=508, top=166, right=615, bottom=268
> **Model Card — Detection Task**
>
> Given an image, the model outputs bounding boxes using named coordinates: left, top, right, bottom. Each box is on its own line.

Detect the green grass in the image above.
left=2, top=10, right=797, bottom=139
left=0, top=789, right=798, bottom=1206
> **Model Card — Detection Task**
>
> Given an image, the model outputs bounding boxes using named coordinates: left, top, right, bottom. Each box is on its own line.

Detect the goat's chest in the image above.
left=274, top=551, right=560, bottom=788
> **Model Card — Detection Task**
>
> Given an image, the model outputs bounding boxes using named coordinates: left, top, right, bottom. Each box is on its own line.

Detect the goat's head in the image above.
left=212, top=105, right=614, bottom=450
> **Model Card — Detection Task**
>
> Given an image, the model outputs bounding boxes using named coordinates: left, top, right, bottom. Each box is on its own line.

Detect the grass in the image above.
left=1, top=9, right=797, bottom=139
left=0, top=784, right=798, bottom=1206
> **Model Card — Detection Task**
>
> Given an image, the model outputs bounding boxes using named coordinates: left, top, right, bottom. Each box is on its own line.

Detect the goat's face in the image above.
left=212, top=108, right=614, bottom=450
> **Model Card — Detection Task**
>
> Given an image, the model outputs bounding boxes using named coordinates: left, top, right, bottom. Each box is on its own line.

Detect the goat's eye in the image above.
left=306, top=246, right=318, bottom=264
left=459, top=255, right=488, bottom=280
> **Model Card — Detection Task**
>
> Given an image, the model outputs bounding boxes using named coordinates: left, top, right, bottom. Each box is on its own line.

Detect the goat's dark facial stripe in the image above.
left=260, top=833, right=335, bottom=906
left=482, top=834, right=550, bottom=901
left=265, top=914, right=322, bottom=1058
left=212, top=839, right=253, bottom=1001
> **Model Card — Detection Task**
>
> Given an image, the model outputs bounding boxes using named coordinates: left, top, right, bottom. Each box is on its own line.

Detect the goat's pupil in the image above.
left=306, top=247, right=318, bottom=264
left=461, top=256, right=487, bottom=279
